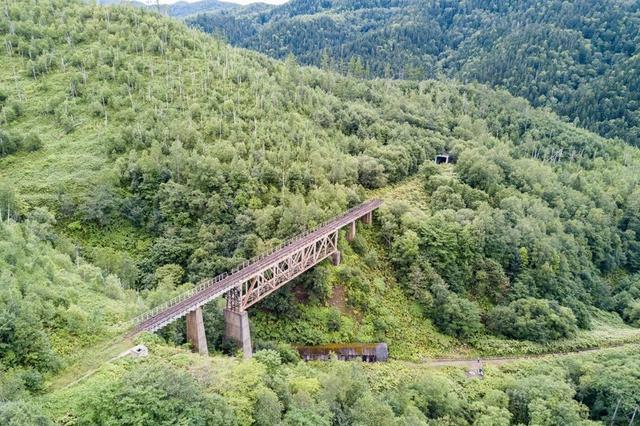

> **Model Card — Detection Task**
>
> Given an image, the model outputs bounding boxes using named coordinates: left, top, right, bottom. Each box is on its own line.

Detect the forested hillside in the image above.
left=150, top=0, right=238, bottom=18
left=97, top=0, right=238, bottom=17
left=3, top=0, right=640, bottom=355
left=37, top=342, right=640, bottom=425
left=189, top=0, right=640, bottom=146
left=1, top=0, right=640, bottom=423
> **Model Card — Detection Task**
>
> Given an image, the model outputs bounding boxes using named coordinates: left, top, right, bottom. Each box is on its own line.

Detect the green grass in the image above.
left=369, top=175, right=430, bottom=211
left=63, top=218, right=153, bottom=259
left=46, top=334, right=135, bottom=392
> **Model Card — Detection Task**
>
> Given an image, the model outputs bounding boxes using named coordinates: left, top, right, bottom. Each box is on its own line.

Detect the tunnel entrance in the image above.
left=435, top=154, right=450, bottom=165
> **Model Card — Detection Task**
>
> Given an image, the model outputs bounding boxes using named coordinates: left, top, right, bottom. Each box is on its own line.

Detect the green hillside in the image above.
left=97, top=0, right=238, bottom=18
left=0, top=217, right=139, bottom=385
left=188, top=0, right=640, bottom=146
left=2, top=0, right=640, bottom=355
left=149, top=0, right=238, bottom=18
left=1, top=0, right=640, bottom=424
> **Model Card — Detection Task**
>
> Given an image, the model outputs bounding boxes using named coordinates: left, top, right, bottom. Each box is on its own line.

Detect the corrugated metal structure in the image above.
left=296, top=343, right=389, bottom=362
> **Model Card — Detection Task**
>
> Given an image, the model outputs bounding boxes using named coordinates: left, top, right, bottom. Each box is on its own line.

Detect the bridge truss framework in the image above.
left=227, top=229, right=339, bottom=312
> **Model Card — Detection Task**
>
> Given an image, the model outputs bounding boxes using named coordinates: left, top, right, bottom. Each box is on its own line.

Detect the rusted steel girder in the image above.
left=233, top=230, right=339, bottom=311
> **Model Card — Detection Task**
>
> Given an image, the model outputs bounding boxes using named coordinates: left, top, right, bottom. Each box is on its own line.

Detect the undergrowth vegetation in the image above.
left=0, top=216, right=139, bottom=396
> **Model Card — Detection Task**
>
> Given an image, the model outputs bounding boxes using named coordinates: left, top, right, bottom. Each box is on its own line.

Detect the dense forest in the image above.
left=1, top=0, right=640, bottom=424
left=189, top=0, right=640, bottom=146
left=97, top=0, right=238, bottom=18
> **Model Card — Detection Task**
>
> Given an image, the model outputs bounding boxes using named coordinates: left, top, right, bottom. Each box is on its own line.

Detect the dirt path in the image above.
left=418, top=343, right=639, bottom=369
left=47, top=335, right=135, bottom=391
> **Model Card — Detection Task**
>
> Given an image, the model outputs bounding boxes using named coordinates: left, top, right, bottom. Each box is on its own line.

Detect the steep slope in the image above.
left=188, top=0, right=640, bottom=146
left=150, top=0, right=238, bottom=18
left=1, top=0, right=640, bottom=371
left=0, top=216, right=140, bottom=395
left=1, top=1, right=640, bottom=424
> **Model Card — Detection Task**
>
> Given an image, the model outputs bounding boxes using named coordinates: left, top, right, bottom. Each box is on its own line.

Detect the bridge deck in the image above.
left=133, top=199, right=383, bottom=332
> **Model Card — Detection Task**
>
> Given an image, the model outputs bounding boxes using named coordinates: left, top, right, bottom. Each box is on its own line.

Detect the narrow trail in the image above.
left=48, top=335, right=135, bottom=391
left=417, top=342, right=639, bottom=369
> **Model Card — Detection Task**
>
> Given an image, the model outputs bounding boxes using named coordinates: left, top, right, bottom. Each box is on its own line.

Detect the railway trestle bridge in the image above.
left=129, top=199, right=383, bottom=357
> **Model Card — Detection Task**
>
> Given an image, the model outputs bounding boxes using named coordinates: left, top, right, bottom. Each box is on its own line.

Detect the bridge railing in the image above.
left=128, top=200, right=380, bottom=329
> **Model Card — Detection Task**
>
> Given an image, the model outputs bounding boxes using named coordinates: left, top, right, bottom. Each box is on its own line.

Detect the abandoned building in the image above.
left=296, top=343, right=389, bottom=362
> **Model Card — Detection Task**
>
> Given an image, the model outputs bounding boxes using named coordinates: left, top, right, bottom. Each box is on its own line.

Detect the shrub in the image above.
left=430, top=283, right=483, bottom=339
left=623, top=301, right=640, bottom=326
left=409, top=375, right=465, bottom=420
left=0, top=130, right=22, bottom=157
left=326, top=308, right=342, bottom=332
left=0, top=401, right=52, bottom=426
left=430, top=185, right=465, bottom=211
left=79, top=185, right=119, bottom=226
left=254, top=387, right=283, bottom=426
left=420, top=160, right=440, bottom=181
left=253, top=341, right=300, bottom=364
left=92, top=247, right=140, bottom=289
left=253, top=349, right=282, bottom=373
left=22, top=134, right=42, bottom=152
left=77, top=363, right=237, bottom=425
left=487, top=298, right=578, bottom=342
left=562, top=298, right=592, bottom=329
left=357, top=155, right=387, bottom=189
left=275, top=343, right=300, bottom=364
left=3, top=101, right=22, bottom=123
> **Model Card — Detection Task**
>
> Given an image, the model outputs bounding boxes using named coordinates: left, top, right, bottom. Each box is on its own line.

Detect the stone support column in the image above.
left=186, top=307, right=208, bottom=356
left=224, top=309, right=252, bottom=358
left=331, top=250, right=341, bottom=266
left=361, top=211, right=372, bottom=225
left=346, top=221, right=356, bottom=242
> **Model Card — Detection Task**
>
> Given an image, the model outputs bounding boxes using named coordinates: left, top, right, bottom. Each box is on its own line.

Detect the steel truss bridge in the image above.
left=131, top=199, right=383, bottom=335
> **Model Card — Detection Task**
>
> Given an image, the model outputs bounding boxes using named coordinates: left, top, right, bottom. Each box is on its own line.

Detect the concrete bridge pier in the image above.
left=224, top=309, right=252, bottom=358
left=362, top=211, right=372, bottom=225
left=186, top=307, right=208, bottom=356
left=346, top=221, right=356, bottom=241
left=331, top=250, right=341, bottom=266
